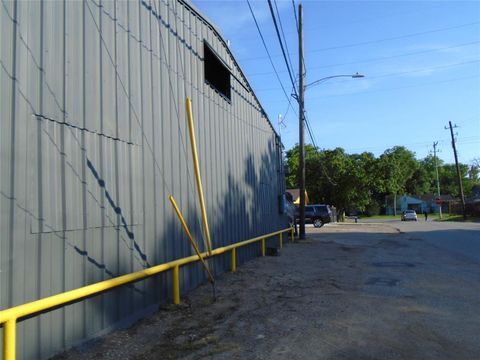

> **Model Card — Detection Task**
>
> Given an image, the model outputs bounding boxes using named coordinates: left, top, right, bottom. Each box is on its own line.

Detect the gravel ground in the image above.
left=54, top=223, right=480, bottom=359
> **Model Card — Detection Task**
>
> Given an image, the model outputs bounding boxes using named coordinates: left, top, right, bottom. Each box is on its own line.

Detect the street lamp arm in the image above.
left=305, top=73, right=364, bottom=90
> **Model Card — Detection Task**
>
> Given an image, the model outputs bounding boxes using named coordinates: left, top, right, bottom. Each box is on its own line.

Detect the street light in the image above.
left=297, top=67, right=364, bottom=240
left=293, top=73, right=365, bottom=99
left=296, top=5, right=365, bottom=240
left=305, top=73, right=365, bottom=89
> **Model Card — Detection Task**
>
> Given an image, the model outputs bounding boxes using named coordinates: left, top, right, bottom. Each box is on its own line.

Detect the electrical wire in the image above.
left=247, top=39, right=480, bottom=77
left=287, top=0, right=334, bottom=184
left=268, top=0, right=298, bottom=96
left=292, top=0, right=299, bottom=33
left=304, top=73, right=480, bottom=101
left=256, top=58, right=480, bottom=93
left=290, top=0, right=307, bottom=76
left=240, top=20, right=480, bottom=62
left=303, top=112, right=338, bottom=186
left=310, top=20, right=480, bottom=54
left=274, top=0, right=296, bottom=80
left=246, top=0, right=297, bottom=114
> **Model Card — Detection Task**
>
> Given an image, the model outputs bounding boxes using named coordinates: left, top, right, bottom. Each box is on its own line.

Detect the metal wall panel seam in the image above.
left=173, top=1, right=181, bottom=274
left=152, top=0, right=165, bottom=301
left=5, top=0, right=18, bottom=317
left=160, top=0, right=171, bottom=301
left=80, top=0, right=88, bottom=340
left=141, top=0, right=156, bottom=266
left=147, top=0, right=159, bottom=304
left=97, top=0, right=108, bottom=333
left=125, top=0, right=135, bottom=311
left=178, top=3, right=193, bottom=286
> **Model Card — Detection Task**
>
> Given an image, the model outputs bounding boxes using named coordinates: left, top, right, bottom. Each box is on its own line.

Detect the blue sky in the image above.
left=193, top=0, right=480, bottom=165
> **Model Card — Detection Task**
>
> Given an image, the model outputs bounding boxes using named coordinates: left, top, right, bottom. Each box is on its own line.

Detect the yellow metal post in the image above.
left=185, top=97, right=213, bottom=255
left=172, top=266, right=180, bottom=305
left=279, top=233, right=283, bottom=249
left=261, top=238, right=266, bottom=256
left=290, top=228, right=294, bottom=242
left=3, top=318, right=16, bottom=360
left=169, top=196, right=215, bottom=284
left=231, top=248, right=237, bottom=272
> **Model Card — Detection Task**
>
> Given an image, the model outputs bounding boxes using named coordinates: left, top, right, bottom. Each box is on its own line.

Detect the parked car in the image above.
left=295, top=204, right=332, bottom=227
left=401, top=209, right=418, bottom=221
left=313, top=204, right=332, bottom=224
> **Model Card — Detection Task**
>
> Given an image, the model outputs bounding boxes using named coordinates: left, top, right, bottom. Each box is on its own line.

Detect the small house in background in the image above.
left=467, top=185, right=480, bottom=203
left=286, top=188, right=310, bottom=205
left=465, top=185, right=480, bottom=216
left=385, top=194, right=455, bottom=215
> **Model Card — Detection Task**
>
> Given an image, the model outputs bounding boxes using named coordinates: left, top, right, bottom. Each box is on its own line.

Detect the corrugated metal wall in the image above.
left=0, top=0, right=288, bottom=358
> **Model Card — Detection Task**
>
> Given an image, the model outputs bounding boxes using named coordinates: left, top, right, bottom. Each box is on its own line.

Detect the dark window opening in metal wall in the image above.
left=204, top=41, right=231, bottom=101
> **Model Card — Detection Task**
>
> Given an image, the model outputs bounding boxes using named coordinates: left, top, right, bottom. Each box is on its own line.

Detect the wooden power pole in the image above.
left=446, top=121, right=466, bottom=220
left=433, top=141, right=442, bottom=219
left=298, top=3, right=306, bottom=239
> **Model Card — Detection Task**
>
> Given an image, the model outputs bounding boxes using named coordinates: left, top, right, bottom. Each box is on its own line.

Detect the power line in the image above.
left=304, top=73, right=480, bottom=101
left=273, top=0, right=296, bottom=82
left=365, top=59, right=480, bottom=81
left=290, top=0, right=307, bottom=75
left=257, top=59, right=480, bottom=93
left=267, top=74, right=480, bottom=104
left=267, top=0, right=298, bottom=97
left=239, top=4, right=422, bottom=43
left=239, top=20, right=480, bottom=62
left=247, top=39, right=480, bottom=77
left=303, top=112, right=338, bottom=186
left=310, top=21, right=480, bottom=54
left=246, top=0, right=296, bottom=115
left=292, top=0, right=299, bottom=33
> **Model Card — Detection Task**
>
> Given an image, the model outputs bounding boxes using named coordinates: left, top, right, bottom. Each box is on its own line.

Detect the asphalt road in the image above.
left=57, top=221, right=480, bottom=359
left=362, top=218, right=480, bottom=262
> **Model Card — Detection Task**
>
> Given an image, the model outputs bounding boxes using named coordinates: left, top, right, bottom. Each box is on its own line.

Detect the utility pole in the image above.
left=445, top=121, right=466, bottom=220
left=298, top=3, right=306, bottom=239
left=433, top=141, right=442, bottom=219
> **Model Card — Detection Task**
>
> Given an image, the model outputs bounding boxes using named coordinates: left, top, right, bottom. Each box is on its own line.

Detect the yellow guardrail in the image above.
left=0, top=227, right=294, bottom=360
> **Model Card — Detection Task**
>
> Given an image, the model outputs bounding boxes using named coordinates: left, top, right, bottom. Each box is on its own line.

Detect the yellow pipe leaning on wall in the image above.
left=169, top=195, right=215, bottom=284
left=185, top=97, right=213, bottom=255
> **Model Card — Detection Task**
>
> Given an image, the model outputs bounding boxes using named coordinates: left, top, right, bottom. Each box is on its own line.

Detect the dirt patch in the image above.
left=56, top=223, right=480, bottom=360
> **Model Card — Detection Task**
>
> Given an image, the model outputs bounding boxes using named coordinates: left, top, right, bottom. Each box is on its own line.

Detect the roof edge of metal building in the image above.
left=180, top=0, right=283, bottom=143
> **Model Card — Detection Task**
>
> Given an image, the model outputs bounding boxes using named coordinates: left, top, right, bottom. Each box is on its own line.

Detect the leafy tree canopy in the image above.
left=284, top=144, right=479, bottom=214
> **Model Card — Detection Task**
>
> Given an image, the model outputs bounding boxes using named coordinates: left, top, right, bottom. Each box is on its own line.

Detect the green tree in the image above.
left=377, top=146, right=417, bottom=196
left=304, top=148, right=379, bottom=213
left=283, top=144, right=478, bottom=216
left=285, top=144, right=318, bottom=189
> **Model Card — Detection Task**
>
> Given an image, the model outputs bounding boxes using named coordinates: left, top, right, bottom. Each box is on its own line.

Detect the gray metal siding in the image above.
left=0, top=0, right=288, bottom=358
